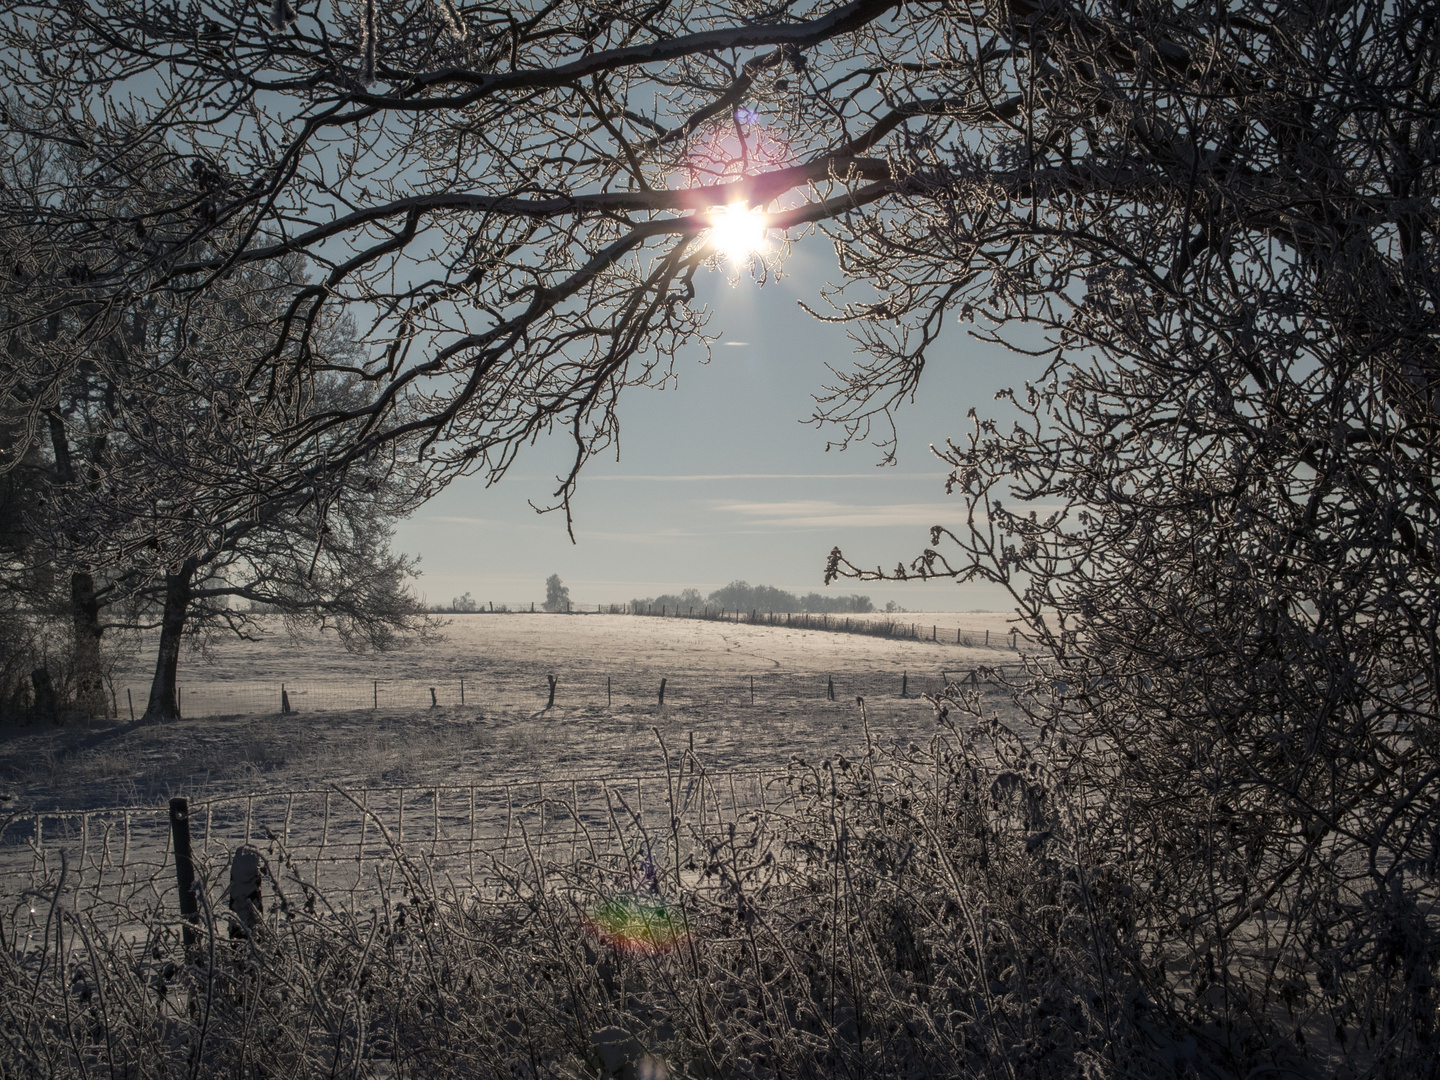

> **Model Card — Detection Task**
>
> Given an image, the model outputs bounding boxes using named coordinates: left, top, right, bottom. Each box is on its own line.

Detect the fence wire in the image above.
left=117, top=665, right=1017, bottom=720
left=0, top=769, right=804, bottom=938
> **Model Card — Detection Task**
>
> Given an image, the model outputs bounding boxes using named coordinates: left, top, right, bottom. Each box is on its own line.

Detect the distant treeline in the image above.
left=631, top=581, right=874, bottom=614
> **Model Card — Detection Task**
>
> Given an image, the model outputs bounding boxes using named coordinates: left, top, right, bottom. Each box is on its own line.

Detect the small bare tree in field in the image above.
left=1, top=0, right=1437, bottom=1070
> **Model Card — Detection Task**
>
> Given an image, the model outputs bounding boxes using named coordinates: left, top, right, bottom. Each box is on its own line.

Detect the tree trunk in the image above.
left=30, top=665, right=58, bottom=724
left=143, top=560, right=196, bottom=723
left=70, top=571, right=108, bottom=718
left=47, top=411, right=109, bottom=718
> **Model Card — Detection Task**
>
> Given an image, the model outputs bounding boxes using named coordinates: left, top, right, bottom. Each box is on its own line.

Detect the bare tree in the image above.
left=0, top=0, right=906, bottom=523
left=22, top=254, right=430, bottom=723
left=812, top=0, right=1440, bottom=1067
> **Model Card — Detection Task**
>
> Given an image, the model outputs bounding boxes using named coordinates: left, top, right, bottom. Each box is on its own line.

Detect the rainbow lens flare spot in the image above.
left=587, top=896, right=689, bottom=954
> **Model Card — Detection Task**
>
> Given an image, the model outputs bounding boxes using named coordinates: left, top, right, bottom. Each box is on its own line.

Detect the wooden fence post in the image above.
left=281, top=684, right=291, bottom=714
left=227, top=845, right=262, bottom=940
left=460, top=678, right=465, bottom=706
left=127, top=688, right=134, bottom=722
left=607, top=676, right=612, bottom=706
left=902, top=671, right=908, bottom=697
left=373, top=680, right=378, bottom=709
left=750, top=675, right=754, bottom=706
left=547, top=674, right=557, bottom=708
left=169, top=797, right=199, bottom=951
left=429, top=687, right=437, bottom=707
left=827, top=676, right=835, bottom=701
left=933, top=624, right=937, bottom=641
left=658, top=678, right=666, bottom=706
left=985, top=629, right=989, bottom=646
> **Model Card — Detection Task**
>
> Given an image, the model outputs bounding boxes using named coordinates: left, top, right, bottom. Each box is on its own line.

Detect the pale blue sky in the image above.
left=393, top=239, right=1047, bottom=612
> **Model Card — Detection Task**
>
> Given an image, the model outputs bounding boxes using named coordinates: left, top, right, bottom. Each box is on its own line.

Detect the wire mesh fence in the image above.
left=0, top=768, right=799, bottom=939
left=116, top=665, right=1019, bottom=719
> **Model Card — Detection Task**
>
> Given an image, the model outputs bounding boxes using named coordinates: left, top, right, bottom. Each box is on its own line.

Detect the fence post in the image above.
left=547, top=675, right=557, bottom=708
left=750, top=675, right=754, bottom=706
left=658, top=678, right=666, bottom=706
left=169, top=797, right=200, bottom=951
left=429, top=687, right=437, bottom=707
left=827, top=676, right=835, bottom=702
left=607, top=676, right=612, bottom=706
left=177, top=685, right=182, bottom=719
left=127, top=688, right=134, bottom=722
left=373, top=680, right=378, bottom=709
left=460, top=678, right=465, bottom=706
left=281, top=684, right=291, bottom=714
left=227, top=845, right=262, bottom=940
left=985, top=629, right=989, bottom=646
left=902, top=671, right=908, bottom=697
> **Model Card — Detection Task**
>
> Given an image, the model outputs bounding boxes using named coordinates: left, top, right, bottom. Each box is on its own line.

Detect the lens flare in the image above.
left=586, top=895, right=688, bottom=955
left=705, top=203, right=768, bottom=263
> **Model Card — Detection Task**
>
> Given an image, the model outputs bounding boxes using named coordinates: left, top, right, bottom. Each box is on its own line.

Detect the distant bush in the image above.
left=543, top=574, right=570, bottom=612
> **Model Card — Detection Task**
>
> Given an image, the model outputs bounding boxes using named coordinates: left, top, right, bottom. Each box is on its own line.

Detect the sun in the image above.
left=705, top=203, right=769, bottom=262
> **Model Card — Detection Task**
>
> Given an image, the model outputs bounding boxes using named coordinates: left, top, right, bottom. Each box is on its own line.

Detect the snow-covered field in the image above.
left=1, top=613, right=1028, bottom=812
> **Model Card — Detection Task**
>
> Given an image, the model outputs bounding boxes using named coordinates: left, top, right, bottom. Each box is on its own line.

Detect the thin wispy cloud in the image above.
left=589, top=472, right=948, bottom=482
left=714, top=499, right=961, bottom=529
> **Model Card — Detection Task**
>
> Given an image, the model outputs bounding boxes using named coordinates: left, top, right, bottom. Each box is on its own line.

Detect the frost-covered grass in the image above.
left=4, top=618, right=1427, bottom=1078
left=2, top=615, right=1017, bottom=811
left=9, top=711, right=1416, bottom=1079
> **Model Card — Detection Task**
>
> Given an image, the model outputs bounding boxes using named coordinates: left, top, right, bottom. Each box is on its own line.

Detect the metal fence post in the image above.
left=169, top=797, right=199, bottom=951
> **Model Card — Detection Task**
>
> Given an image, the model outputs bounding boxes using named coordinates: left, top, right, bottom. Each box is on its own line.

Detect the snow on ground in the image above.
left=0, top=614, right=1031, bottom=812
